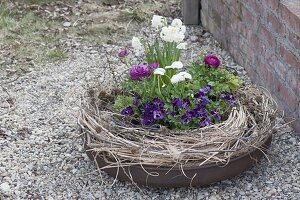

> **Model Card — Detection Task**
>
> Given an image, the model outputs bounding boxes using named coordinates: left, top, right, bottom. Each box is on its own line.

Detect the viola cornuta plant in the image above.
left=113, top=15, right=243, bottom=130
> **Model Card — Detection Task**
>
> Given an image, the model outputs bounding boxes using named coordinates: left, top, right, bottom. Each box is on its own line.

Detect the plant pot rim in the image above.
left=83, top=134, right=272, bottom=188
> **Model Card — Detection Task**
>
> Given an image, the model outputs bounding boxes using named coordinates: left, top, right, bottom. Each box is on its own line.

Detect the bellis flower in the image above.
left=204, top=54, right=221, bottom=68
left=129, top=65, right=151, bottom=80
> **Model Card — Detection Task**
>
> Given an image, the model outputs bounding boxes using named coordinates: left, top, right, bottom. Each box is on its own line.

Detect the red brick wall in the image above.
left=201, top=0, right=300, bottom=133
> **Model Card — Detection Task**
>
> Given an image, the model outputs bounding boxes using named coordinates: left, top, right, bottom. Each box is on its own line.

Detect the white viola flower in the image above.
left=132, top=37, right=143, bottom=50
left=151, top=15, right=167, bottom=29
left=171, top=74, right=185, bottom=84
left=176, top=42, right=187, bottom=50
left=179, top=26, right=186, bottom=34
left=154, top=68, right=166, bottom=75
left=165, top=61, right=183, bottom=69
left=171, top=61, right=184, bottom=69
left=171, top=18, right=183, bottom=28
left=178, top=71, right=192, bottom=79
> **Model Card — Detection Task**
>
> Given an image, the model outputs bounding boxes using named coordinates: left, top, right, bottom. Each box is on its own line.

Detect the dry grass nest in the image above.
left=78, top=85, right=278, bottom=168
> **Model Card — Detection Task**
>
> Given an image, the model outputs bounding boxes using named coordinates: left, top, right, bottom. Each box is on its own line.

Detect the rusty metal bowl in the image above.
left=83, top=136, right=272, bottom=188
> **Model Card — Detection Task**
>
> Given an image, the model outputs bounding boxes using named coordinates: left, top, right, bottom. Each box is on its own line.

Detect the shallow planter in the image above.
left=83, top=135, right=272, bottom=188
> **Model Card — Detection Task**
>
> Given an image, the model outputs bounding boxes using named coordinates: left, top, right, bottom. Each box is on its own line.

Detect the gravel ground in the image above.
left=0, top=25, right=300, bottom=200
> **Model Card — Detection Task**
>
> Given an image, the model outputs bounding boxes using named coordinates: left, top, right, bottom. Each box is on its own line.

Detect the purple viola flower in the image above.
left=193, top=106, right=207, bottom=118
left=117, top=49, right=130, bottom=58
left=194, top=85, right=212, bottom=98
left=180, top=111, right=194, bottom=124
left=196, top=97, right=211, bottom=107
left=133, top=95, right=141, bottom=106
left=151, top=98, right=165, bottom=109
left=221, top=94, right=236, bottom=106
left=148, top=62, right=160, bottom=70
left=182, top=99, right=190, bottom=109
left=129, top=65, right=151, bottom=80
left=168, top=111, right=177, bottom=117
left=200, top=117, right=211, bottom=127
left=141, top=114, right=155, bottom=126
left=153, top=110, right=165, bottom=120
left=204, top=54, right=221, bottom=68
left=120, top=106, right=134, bottom=116
left=211, top=109, right=221, bottom=120
left=171, top=98, right=183, bottom=110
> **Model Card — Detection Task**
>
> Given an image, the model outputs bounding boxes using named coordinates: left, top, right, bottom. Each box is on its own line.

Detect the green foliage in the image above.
left=113, top=95, right=134, bottom=112
left=145, top=41, right=180, bottom=68
left=115, top=54, right=243, bottom=130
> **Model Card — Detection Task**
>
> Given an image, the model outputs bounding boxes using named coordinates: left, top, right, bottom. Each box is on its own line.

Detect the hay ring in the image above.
left=78, top=85, right=278, bottom=187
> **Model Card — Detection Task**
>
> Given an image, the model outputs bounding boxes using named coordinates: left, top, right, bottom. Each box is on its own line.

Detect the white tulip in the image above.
left=154, top=68, right=166, bottom=75
left=151, top=15, right=167, bottom=29
left=171, top=19, right=183, bottom=28
left=176, top=42, right=187, bottom=50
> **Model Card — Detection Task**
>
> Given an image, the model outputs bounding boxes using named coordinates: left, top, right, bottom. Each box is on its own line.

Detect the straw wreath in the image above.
left=78, top=85, right=278, bottom=169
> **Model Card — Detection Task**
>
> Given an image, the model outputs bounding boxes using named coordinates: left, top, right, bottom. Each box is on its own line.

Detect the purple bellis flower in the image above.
left=129, top=65, right=151, bottom=80
left=117, top=49, right=130, bottom=58
left=120, top=106, right=134, bottom=116
left=148, top=62, right=160, bottom=70
left=204, top=54, right=221, bottom=68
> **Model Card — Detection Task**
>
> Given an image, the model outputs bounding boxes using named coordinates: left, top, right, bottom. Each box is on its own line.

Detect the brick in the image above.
left=242, top=6, right=257, bottom=29
left=271, top=59, right=288, bottom=81
left=247, top=31, right=260, bottom=50
left=267, top=12, right=285, bottom=36
left=264, top=0, right=280, bottom=11
left=246, top=0, right=264, bottom=15
left=286, top=70, right=300, bottom=94
left=258, top=25, right=277, bottom=49
left=280, top=0, right=300, bottom=34
left=288, top=31, right=300, bottom=53
left=276, top=80, right=298, bottom=112
left=279, top=45, right=300, bottom=74
left=239, top=37, right=256, bottom=62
